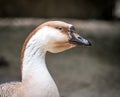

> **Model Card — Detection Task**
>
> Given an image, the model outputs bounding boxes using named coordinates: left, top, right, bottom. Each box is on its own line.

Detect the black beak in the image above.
left=69, top=36, right=91, bottom=46
left=69, top=25, right=91, bottom=46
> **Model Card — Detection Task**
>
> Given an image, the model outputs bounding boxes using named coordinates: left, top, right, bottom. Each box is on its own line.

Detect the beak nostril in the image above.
left=78, top=37, right=81, bottom=39
left=70, top=35, right=92, bottom=46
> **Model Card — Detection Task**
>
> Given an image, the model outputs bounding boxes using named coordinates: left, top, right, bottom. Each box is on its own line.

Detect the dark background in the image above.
left=0, top=0, right=119, bottom=20
left=0, top=0, right=120, bottom=97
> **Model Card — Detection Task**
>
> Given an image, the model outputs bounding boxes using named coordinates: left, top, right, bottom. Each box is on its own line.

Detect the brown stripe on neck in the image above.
left=20, top=24, right=43, bottom=75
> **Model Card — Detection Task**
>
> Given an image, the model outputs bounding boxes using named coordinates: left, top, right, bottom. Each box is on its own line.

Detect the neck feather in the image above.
left=22, top=43, right=47, bottom=81
left=21, top=29, right=49, bottom=81
left=20, top=27, right=60, bottom=97
left=21, top=37, right=60, bottom=97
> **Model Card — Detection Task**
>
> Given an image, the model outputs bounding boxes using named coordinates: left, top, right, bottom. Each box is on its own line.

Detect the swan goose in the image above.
left=0, top=21, right=91, bottom=97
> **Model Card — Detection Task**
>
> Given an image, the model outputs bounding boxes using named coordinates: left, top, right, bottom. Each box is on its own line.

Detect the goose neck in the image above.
left=21, top=42, right=48, bottom=81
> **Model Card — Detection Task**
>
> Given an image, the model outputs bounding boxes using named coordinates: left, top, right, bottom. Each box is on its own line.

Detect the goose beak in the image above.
left=69, top=35, right=91, bottom=46
left=68, top=26, right=91, bottom=46
left=69, top=26, right=91, bottom=46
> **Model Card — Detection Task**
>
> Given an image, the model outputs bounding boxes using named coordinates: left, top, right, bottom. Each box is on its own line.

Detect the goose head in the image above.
left=24, top=21, right=91, bottom=54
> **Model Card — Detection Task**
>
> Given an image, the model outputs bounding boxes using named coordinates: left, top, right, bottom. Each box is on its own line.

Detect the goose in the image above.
left=0, top=21, right=91, bottom=97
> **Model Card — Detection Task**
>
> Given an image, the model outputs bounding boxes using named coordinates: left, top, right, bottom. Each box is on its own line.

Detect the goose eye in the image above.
left=57, top=26, right=63, bottom=30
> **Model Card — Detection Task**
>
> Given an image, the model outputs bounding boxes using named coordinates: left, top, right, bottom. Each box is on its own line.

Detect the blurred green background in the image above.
left=0, top=0, right=120, bottom=97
